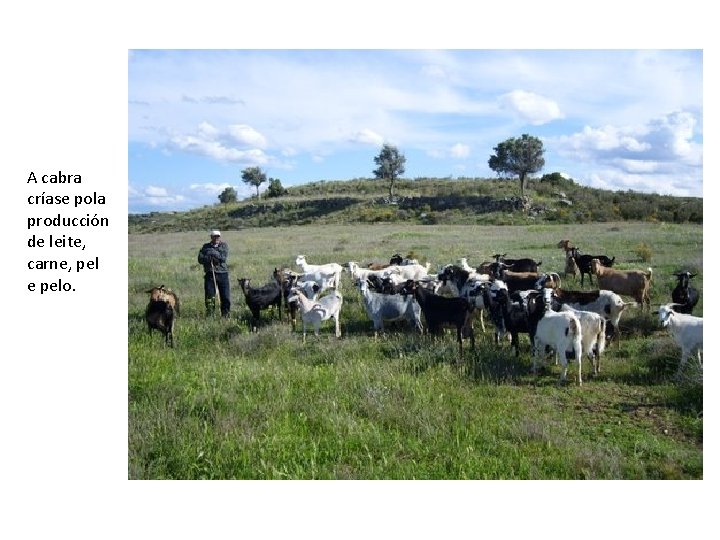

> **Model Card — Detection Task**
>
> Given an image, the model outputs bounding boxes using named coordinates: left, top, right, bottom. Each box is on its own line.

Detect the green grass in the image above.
left=129, top=222, right=702, bottom=479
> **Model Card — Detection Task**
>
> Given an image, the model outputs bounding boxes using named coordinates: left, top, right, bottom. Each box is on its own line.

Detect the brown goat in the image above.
left=145, top=285, right=180, bottom=314
left=590, top=259, right=652, bottom=311
left=144, top=285, right=179, bottom=347
left=557, top=239, right=575, bottom=254
left=564, top=253, right=580, bottom=281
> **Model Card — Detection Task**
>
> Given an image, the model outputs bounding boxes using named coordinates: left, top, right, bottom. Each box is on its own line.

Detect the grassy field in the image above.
left=128, top=222, right=703, bottom=479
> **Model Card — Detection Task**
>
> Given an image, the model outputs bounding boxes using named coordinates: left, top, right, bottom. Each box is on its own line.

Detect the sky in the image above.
left=129, top=49, right=703, bottom=214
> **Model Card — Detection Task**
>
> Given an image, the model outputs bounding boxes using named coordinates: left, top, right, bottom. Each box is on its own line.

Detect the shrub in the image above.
left=635, top=242, right=653, bottom=263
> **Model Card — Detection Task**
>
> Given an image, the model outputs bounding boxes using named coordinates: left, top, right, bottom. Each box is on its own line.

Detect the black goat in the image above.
left=238, top=277, right=283, bottom=332
left=492, top=253, right=542, bottom=273
left=671, top=271, right=700, bottom=314
left=569, top=248, right=615, bottom=287
left=407, top=281, right=475, bottom=359
left=145, top=299, right=176, bottom=347
left=366, top=274, right=413, bottom=295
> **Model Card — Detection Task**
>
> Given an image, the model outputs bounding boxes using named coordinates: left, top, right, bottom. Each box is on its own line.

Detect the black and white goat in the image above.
left=532, top=288, right=584, bottom=385
left=551, top=288, right=633, bottom=343
left=487, top=284, right=542, bottom=357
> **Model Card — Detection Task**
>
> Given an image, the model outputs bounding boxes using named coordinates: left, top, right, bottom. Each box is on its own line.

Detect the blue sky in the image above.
left=128, top=49, right=703, bottom=213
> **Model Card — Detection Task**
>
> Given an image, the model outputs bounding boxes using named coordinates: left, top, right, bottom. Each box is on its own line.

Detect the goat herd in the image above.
left=142, top=239, right=703, bottom=386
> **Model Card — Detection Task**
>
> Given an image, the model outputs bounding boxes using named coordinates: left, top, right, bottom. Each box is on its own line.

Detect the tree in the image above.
left=267, top=178, right=288, bottom=198
left=218, top=186, right=238, bottom=204
left=488, top=134, right=545, bottom=198
left=241, top=166, right=267, bottom=199
left=373, top=143, right=406, bottom=200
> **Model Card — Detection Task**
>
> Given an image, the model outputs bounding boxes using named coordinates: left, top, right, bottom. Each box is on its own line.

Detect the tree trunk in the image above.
left=256, top=186, right=260, bottom=199
left=389, top=177, right=396, bottom=200
left=519, top=173, right=526, bottom=198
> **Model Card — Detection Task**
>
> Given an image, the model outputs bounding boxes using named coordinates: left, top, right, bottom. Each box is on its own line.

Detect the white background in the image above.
left=0, top=1, right=713, bottom=538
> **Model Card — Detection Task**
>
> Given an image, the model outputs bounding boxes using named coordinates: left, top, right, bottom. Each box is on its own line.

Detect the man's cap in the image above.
left=211, top=230, right=221, bottom=237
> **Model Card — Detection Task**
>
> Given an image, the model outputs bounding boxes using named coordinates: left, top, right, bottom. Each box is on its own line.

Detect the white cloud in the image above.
left=420, top=64, right=446, bottom=79
left=350, top=128, right=384, bottom=145
left=197, top=121, right=219, bottom=139
left=498, top=90, right=564, bottom=125
left=171, top=133, right=269, bottom=164
left=450, top=143, right=470, bottom=159
left=128, top=184, right=187, bottom=210
left=554, top=111, right=701, bottom=170
left=145, top=185, right=170, bottom=197
left=188, top=182, right=235, bottom=195
left=228, top=124, right=267, bottom=148
left=583, top=169, right=700, bottom=197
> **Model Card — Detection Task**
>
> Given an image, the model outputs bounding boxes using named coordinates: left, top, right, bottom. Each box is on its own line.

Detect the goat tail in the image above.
left=647, top=267, right=653, bottom=281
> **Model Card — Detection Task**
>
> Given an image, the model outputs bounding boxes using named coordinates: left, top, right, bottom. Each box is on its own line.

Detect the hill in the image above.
left=128, top=176, right=703, bottom=233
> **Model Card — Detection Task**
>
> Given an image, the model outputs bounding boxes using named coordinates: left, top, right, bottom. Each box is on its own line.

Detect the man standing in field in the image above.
left=198, top=230, right=231, bottom=318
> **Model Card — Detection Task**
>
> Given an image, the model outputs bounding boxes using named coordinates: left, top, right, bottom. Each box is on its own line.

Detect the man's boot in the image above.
left=205, top=297, right=216, bottom=317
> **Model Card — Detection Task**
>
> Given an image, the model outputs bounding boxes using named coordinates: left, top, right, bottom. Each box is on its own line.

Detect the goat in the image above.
left=286, top=288, right=343, bottom=342
left=563, top=252, right=580, bottom=282
left=274, top=268, right=300, bottom=329
left=492, top=253, right=542, bottom=273
left=238, top=277, right=283, bottom=332
left=486, top=284, right=543, bottom=357
left=383, top=261, right=431, bottom=282
left=489, top=262, right=560, bottom=293
left=559, top=304, right=606, bottom=375
left=437, top=265, right=490, bottom=332
left=557, top=239, right=575, bottom=255
left=533, top=302, right=583, bottom=385
left=551, top=288, right=633, bottom=343
left=671, top=271, right=700, bottom=314
left=295, top=255, right=343, bottom=289
left=656, top=304, right=703, bottom=377
left=347, top=261, right=390, bottom=283
left=145, top=285, right=180, bottom=314
left=355, top=279, right=423, bottom=338
left=590, top=259, right=652, bottom=311
left=145, top=300, right=175, bottom=348
left=406, top=280, right=475, bottom=359
left=391, top=253, right=420, bottom=265
left=364, top=253, right=406, bottom=271
left=569, top=247, right=616, bottom=287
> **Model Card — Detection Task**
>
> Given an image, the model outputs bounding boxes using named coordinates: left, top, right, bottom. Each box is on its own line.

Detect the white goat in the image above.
left=286, top=288, right=343, bottom=342
left=657, top=304, right=703, bottom=377
left=355, top=279, right=423, bottom=338
left=295, top=255, right=343, bottom=289
left=560, top=304, right=606, bottom=375
left=533, top=292, right=583, bottom=385
left=553, top=288, right=633, bottom=344
left=383, top=261, right=431, bottom=282
left=346, top=261, right=388, bottom=282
